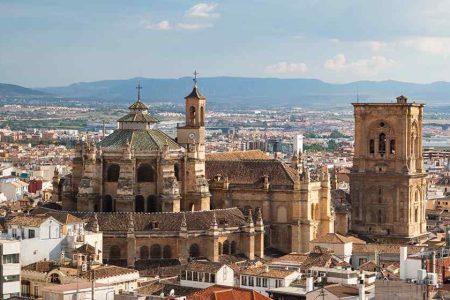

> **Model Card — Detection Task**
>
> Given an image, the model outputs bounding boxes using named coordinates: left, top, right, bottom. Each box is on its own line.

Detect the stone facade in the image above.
left=206, top=151, right=334, bottom=253
left=350, top=95, right=427, bottom=242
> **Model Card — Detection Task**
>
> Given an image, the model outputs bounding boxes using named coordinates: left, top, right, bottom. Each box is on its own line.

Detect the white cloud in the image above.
left=176, top=22, right=213, bottom=30
left=265, top=62, right=308, bottom=75
left=186, top=3, right=219, bottom=18
left=324, top=54, right=394, bottom=75
left=401, top=37, right=450, bottom=56
left=142, top=20, right=172, bottom=30
left=368, top=41, right=387, bottom=52
left=324, top=54, right=346, bottom=71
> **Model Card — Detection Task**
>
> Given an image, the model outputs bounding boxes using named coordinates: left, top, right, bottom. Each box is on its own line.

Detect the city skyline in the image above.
left=2, top=0, right=450, bottom=86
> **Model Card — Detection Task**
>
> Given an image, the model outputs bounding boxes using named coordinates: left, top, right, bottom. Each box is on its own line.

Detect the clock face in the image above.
left=189, top=133, right=196, bottom=140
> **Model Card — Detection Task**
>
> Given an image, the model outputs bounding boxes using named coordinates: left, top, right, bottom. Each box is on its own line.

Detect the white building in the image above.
left=0, top=239, right=21, bottom=299
left=180, top=261, right=234, bottom=289
left=309, top=233, right=366, bottom=263
left=239, top=266, right=301, bottom=296
left=6, top=214, right=103, bottom=266
left=42, top=282, right=115, bottom=300
left=0, top=177, right=28, bottom=201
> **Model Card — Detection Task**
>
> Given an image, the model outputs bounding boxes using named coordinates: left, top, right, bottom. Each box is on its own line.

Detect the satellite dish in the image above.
left=169, top=289, right=175, bottom=296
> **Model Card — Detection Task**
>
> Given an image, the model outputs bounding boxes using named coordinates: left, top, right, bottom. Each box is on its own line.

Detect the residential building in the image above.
left=0, top=239, right=21, bottom=299
left=41, top=282, right=115, bottom=300
left=180, top=262, right=234, bottom=289
left=239, top=266, right=301, bottom=296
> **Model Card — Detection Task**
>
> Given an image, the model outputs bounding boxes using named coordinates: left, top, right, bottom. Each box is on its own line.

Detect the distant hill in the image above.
left=31, top=77, right=450, bottom=106
left=0, top=83, right=48, bottom=97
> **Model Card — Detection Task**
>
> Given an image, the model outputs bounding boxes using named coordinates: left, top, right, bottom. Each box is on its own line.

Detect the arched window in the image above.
left=223, top=240, right=230, bottom=255
left=140, top=246, right=149, bottom=259
left=49, top=273, right=61, bottom=284
left=174, top=164, right=180, bottom=181
left=106, top=164, right=120, bottom=182
left=147, top=195, right=157, bottom=213
left=379, top=133, right=386, bottom=156
left=218, top=242, right=223, bottom=255
left=415, top=208, right=418, bottom=222
left=369, top=139, right=375, bottom=154
left=390, top=140, right=396, bottom=154
left=231, top=241, right=237, bottom=255
left=200, top=106, right=205, bottom=126
left=189, top=243, right=200, bottom=258
left=150, top=244, right=162, bottom=259
left=137, top=164, right=154, bottom=182
left=103, top=195, right=113, bottom=212
left=109, top=245, right=121, bottom=259
left=163, top=245, right=172, bottom=259
left=135, top=195, right=145, bottom=212
left=189, top=106, right=196, bottom=125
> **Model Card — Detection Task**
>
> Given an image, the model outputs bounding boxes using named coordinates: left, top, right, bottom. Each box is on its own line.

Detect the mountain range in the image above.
left=2, top=77, right=450, bottom=107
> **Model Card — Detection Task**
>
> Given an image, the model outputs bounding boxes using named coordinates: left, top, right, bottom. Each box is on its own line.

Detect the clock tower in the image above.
left=177, top=72, right=210, bottom=211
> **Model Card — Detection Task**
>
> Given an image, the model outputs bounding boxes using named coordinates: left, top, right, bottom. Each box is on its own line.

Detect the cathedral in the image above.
left=53, top=77, right=334, bottom=264
left=350, top=95, right=427, bottom=242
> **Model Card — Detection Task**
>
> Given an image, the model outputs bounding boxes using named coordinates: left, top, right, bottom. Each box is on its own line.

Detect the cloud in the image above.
left=176, top=23, right=213, bottom=30
left=324, top=54, right=394, bottom=75
left=186, top=3, right=219, bottom=18
left=142, top=19, right=212, bottom=31
left=324, top=54, right=346, bottom=71
left=401, top=37, right=450, bottom=56
left=142, top=20, right=172, bottom=30
left=265, top=62, right=308, bottom=75
left=368, top=41, right=387, bottom=52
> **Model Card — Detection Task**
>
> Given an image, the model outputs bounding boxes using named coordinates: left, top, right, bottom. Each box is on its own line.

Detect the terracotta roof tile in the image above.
left=187, top=285, right=271, bottom=300
left=352, top=244, right=425, bottom=255
left=81, top=265, right=138, bottom=280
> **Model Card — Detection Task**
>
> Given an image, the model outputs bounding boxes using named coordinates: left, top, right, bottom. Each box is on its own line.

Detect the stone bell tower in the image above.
left=350, top=95, right=427, bottom=242
left=177, top=71, right=210, bottom=211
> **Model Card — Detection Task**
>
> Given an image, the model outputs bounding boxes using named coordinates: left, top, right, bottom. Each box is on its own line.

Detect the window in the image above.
left=193, top=272, right=198, bottom=281
left=241, top=276, right=247, bottom=286
left=248, top=276, right=254, bottom=286
left=106, top=164, right=120, bottom=182
left=378, top=210, right=382, bottom=223
left=150, top=244, right=162, bottom=259
left=256, top=277, right=261, bottom=287
left=109, top=245, right=121, bottom=260
left=3, top=275, right=19, bottom=282
left=379, top=133, right=386, bottom=156
left=369, top=139, right=374, bottom=154
left=181, top=271, right=187, bottom=280
left=415, top=208, right=418, bottom=223
left=359, top=258, right=367, bottom=265
left=34, top=286, right=39, bottom=297
left=276, top=279, right=283, bottom=288
left=390, top=139, right=395, bottom=154
left=189, top=243, right=200, bottom=258
left=11, top=228, right=17, bottom=238
left=3, top=254, right=19, bottom=264
left=199, top=272, right=204, bottom=282
left=262, top=278, right=268, bottom=287
left=50, top=273, right=61, bottom=284
left=187, top=272, right=192, bottom=281
left=163, top=245, right=172, bottom=259
left=210, top=274, right=215, bottom=283
left=140, top=246, right=149, bottom=259
left=135, top=195, right=145, bottom=212
left=137, top=164, right=154, bottom=182
left=205, top=273, right=210, bottom=283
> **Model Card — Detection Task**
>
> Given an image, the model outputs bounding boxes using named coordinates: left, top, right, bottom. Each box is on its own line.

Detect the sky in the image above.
left=2, top=0, right=450, bottom=86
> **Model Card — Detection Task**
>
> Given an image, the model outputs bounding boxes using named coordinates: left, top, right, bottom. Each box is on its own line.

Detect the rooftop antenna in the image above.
left=193, top=70, right=199, bottom=86
left=136, top=81, right=142, bottom=101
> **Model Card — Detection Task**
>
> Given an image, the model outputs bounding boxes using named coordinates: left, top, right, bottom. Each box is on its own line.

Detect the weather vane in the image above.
left=136, top=81, right=142, bottom=100
left=193, top=70, right=199, bottom=85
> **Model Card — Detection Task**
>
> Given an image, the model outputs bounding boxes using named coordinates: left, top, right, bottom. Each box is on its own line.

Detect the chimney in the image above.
left=400, top=246, right=408, bottom=280
left=358, top=276, right=366, bottom=300
left=306, top=277, right=314, bottom=292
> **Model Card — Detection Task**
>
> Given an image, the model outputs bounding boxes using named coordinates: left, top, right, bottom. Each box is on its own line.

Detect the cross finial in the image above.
left=193, top=70, right=199, bottom=85
left=136, top=81, right=143, bottom=100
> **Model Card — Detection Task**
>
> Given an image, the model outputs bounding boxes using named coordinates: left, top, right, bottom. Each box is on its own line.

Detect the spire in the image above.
left=247, top=209, right=254, bottom=226
left=255, top=207, right=264, bottom=230
left=127, top=214, right=134, bottom=234
left=210, top=211, right=218, bottom=230
left=136, top=81, right=142, bottom=101
left=185, top=70, right=206, bottom=99
left=181, top=212, right=187, bottom=231
left=92, top=213, right=99, bottom=233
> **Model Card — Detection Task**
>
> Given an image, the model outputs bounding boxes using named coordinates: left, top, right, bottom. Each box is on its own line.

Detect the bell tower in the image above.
left=350, top=95, right=427, bottom=242
left=177, top=71, right=210, bottom=211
